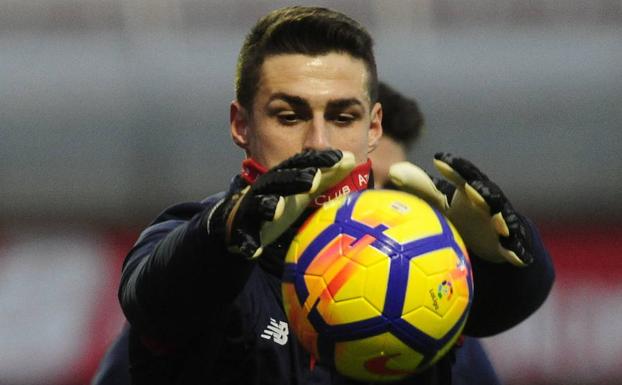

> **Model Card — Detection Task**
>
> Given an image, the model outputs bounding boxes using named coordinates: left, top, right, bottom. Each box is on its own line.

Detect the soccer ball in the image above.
left=282, top=189, right=473, bottom=382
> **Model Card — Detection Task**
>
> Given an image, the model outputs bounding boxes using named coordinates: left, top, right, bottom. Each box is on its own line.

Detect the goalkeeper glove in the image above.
left=209, top=149, right=355, bottom=259
left=388, top=152, right=533, bottom=267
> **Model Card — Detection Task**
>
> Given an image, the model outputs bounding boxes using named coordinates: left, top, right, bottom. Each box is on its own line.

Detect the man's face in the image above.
left=231, top=53, right=382, bottom=169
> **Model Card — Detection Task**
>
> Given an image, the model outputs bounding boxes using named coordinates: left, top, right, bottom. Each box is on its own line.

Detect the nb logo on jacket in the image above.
left=260, top=318, right=289, bottom=345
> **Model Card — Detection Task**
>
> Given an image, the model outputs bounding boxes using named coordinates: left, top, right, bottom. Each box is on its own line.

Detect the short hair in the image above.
left=378, top=82, right=425, bottom=150
left=235, top=6, right=378, bottom=112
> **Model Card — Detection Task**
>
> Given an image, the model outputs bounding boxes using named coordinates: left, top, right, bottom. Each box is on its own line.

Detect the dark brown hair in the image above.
left=235, top=6, right=378, bottom=112
left=378, top=82, right=425, bottom=149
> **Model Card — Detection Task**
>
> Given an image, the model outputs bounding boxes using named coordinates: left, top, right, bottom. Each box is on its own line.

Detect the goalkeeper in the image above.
left=111, top=6, right=554, bottom=385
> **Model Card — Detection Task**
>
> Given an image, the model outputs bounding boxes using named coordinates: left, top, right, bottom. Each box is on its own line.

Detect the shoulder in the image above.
left=145, top=175, right=245, bottom=228
left=149, top=192, right=226, bottom=225
left=128, top=191, right=227, bottom=253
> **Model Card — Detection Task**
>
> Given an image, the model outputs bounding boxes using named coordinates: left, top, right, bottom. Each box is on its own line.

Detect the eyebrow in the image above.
left=267, top=93, right=310, bottom=109
left=267, top=92, right=365, bottom=111
left=325, top=98, right=365, bottom=112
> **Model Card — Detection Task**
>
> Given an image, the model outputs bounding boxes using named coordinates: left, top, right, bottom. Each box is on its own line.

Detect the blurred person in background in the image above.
left=97, top=6, right=553, bottom=385
left=370, top=82, right=425, bottom=188
left=370, top=82, right=500, bottom=385
left=91, top=325, right=130, bottom=385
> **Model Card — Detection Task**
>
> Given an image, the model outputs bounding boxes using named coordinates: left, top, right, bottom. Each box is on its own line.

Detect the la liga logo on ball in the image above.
left=282, top=189, right=473, bottom=382
left=438, top=280, right=454, bottom=300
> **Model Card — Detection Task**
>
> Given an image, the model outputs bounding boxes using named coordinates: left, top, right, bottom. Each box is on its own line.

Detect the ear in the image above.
left=367, top=101, right=383, bottom=153
left=230, top=100, right=250, bottom=151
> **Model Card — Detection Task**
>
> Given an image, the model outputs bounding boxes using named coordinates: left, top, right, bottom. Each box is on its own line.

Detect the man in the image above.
left=370, top=82, right=500, bottom=385
left=116, top=6, right=553, bottom=385
left=370, top=82, right=425, bottom=188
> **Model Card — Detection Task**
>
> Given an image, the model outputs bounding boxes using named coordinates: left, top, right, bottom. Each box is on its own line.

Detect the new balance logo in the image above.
left=260, top=318, right=289, bottom=345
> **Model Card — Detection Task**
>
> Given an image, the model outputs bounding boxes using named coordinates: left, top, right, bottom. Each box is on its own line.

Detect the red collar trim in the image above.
left=241, top=158, right=268, bottom=184
left=240, top=157, right=372, bottom=208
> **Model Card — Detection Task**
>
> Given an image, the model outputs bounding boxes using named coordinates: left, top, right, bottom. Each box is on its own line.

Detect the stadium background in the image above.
left=0, top=1, right=620, bottom=384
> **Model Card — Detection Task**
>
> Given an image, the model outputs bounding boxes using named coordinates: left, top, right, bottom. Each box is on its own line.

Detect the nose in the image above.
left=303, top=118, right=331, bottom=151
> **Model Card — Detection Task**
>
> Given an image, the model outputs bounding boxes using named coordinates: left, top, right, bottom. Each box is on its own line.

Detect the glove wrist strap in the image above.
left=309, top=160, right=372, bottom=207
left=241, top=157, right=373, bottom=208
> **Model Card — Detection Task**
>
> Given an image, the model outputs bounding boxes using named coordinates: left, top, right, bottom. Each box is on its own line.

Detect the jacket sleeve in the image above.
left=118, top=197, right=254, bottom=344
left=463, top=216, right=555, bottom=337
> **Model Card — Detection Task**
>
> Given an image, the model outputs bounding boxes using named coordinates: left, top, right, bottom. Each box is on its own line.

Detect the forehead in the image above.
left=257, top=53, right=371, bottom=105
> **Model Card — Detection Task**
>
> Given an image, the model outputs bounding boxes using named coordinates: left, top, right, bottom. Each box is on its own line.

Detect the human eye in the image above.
left=276, top=111, right=302, bottom=125
left=330, top=112, right=359, bottom=127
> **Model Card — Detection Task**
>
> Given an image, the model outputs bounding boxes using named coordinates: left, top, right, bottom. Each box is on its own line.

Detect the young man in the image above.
left=370, top=82, right=500, bottom=385
left=117, top=6, right=554, bottom=385
left=370, top=82, right=425, bottom=188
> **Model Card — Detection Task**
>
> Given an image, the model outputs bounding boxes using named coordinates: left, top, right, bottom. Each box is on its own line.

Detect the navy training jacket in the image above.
left=119, top=175, right=554, bottom=385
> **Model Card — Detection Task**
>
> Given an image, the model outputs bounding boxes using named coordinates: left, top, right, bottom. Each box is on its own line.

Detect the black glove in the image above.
left=388, top=152, right=533, bottom=266
left=209, top=149, right=355, bottom=259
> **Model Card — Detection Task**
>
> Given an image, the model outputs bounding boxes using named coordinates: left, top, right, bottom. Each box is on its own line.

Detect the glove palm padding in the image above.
left=388, top=153, right=533, bottom=267
left=212, top=149, right=355, bottom=259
